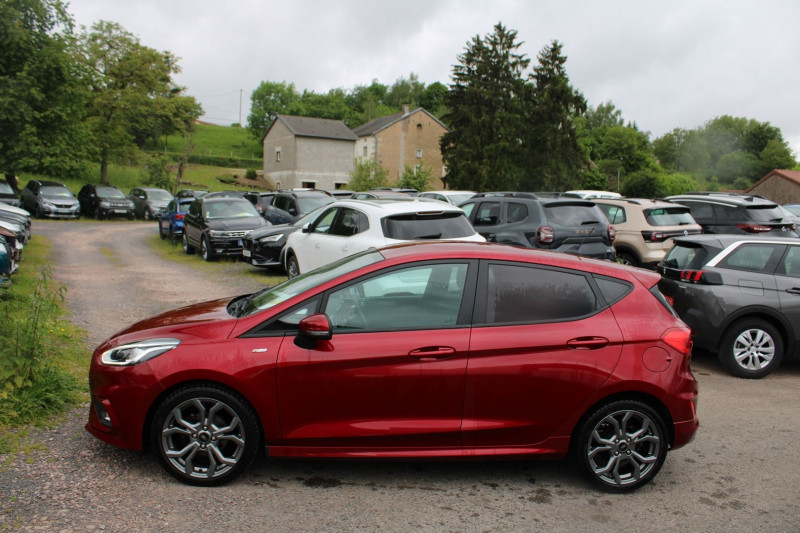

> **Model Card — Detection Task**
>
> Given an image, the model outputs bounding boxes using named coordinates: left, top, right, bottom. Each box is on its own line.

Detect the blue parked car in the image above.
left=158, top=198, right=194, bottom=243
left=0, top=235, right=12, bottom=287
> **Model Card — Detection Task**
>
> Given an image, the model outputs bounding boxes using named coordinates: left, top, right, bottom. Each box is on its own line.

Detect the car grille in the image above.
left=55, top=203, right=76, bottom=209
left=218, top=231, right=248, bottom=238
left=108, top=202, right=130, bottom=208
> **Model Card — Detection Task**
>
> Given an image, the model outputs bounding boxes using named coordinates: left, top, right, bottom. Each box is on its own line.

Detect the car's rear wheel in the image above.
left=719, top=318, right=783, bottom=379
left=574, top=400, right=667, bottom=492
left=183, top=233, right=195, bottom=254
left=151, top=385, right=261, bottom=486
left=201, top=236, right=214, bottom=261
left=617, top=252, right=639, bottom=267
left=169, top=226, right=177, bottom=244
left=286, top=253, right=300, bottom=279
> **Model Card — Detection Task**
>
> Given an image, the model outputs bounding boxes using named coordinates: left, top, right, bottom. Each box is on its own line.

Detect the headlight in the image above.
left=209, top=230, right=225, bottom=238
left=258, top=233, right=285, bottom=244
left=99, top=201, right=112, bottom=208
left=101, top=338, right=180, bottom=366
left=42, top=200, right=55, bottom=208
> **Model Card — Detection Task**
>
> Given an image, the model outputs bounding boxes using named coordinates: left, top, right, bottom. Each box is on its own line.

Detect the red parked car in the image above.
left=86, top=242, right=698, bottom=491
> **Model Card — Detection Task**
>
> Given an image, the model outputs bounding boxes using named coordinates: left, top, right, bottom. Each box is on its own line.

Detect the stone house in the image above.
left=262, top=114, right=357, bottom=190
left=352, top=105, right=449, bottom=189
left=745, top=169, right=800, bottom=204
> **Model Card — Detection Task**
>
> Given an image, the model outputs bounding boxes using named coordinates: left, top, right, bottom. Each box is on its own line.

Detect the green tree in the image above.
left=420, top=81, right=448, bottom=118
left=620, top=169, right=663, bottom=197
left=247, top=80, right=299, bottom=139
left=715, top=150, right=760, bottom=184
left=440, top=23, right=530, bottom=191
left=79, top=21, right=200, bottom=185
left=759, top=138, right=796, bottom=174
left=348, top=157, right=388, bottom=191
left=0, top=0, right=91, bottom=182
left=523, top=40, right=587, bottom=191
left=385, top=73, right=425, bottom=109
left=397, top=163, right=432, bottom=191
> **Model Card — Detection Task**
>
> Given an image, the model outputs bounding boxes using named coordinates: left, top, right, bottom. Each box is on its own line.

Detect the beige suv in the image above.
left=594, top=198, right=702, bottom=268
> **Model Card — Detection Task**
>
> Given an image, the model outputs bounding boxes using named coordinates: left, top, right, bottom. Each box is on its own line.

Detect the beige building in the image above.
left=353, top=106, right=449, bottom=189
left=262, top=114, right=357, bottom=190
left=746, top=169, right=800, bottom=204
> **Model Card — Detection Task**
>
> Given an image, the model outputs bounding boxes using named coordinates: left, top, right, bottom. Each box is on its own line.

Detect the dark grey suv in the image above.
left=459, top=192, right=616, bottom=259
left=665, top=192, right=797, bottom=237
left=658, top=234, right=800, bottom=378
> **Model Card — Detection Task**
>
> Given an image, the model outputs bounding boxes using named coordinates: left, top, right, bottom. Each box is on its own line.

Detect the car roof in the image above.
left=672, top=234, right=800, bottom=247
left=37, top=180, right=68, bottom=187
left=593, top=198, right=690, bottom=209
left=332, top=198, right=465, bottom=215
left=666, top=192, right=778, bottom=207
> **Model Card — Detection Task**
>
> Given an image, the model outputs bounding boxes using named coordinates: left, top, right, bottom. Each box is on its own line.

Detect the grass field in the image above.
left=146, top=122, right=262, bottom=161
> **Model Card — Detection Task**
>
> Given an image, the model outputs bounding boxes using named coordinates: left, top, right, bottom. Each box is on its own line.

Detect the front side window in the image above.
left=311, top=208, right=338, bottom=234
left=331, top=208, right=368, bottom=236
left=324, top=263, right=469, bottom=331
left=484, top=263, right=598, bottom=324
left=473, top=202, right=501, bottom=226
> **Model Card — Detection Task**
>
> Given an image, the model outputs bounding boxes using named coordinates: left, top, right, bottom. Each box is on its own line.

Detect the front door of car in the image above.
left=291, top=206, right=339, bottom=273
left=276, top=262, right=475, bottom=448
left=183, top=201, right=202, bottom=246
left=775, top=244, right=800, bottom=345
left=462, top=261, right=624, bottom=447
left=463, top=201, right=503, bottom=241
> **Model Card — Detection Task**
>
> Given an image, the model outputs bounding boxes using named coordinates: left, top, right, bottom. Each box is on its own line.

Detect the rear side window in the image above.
left=484, top=263, right=597, bottom=324
left=598, top=204, right=625, bottom=224
left=382, top=213, right=476, bottom=239
left=544, top=205, right=605, bottom=227
left=593, top=276, right=632, bottom=306
left=777, top=246, right=800, bottom=278
left=645, top=208, right=695, bottom=226
left=719, top=243, right=784, bottom=273
left=507, top=202, right=528, bottom=223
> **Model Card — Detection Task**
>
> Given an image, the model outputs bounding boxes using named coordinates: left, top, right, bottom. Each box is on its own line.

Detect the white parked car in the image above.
left=418, top=190, right=476, bottom=206
left=283, top=198, right=486, bottom=277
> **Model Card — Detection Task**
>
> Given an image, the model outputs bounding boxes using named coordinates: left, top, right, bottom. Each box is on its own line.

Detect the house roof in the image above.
left=352, top=107, right=449, bottom=137
left=263, top=114, right=358, bottom=142
left=746, top=169, right=800, bottom=192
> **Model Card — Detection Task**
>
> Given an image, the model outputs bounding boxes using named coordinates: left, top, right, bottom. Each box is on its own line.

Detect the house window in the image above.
left=301, top=181, right=316, bottom=189
left=363, top=146, right=368, bottom=157
left=415, top=149, right=423, bottom=159
left=414, top=164, right=422, bottom=174
left=275, top=149, right=281, bottom=163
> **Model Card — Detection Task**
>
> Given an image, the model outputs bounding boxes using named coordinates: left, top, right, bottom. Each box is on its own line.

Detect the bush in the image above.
left=245, top=169, right=258, bottom=180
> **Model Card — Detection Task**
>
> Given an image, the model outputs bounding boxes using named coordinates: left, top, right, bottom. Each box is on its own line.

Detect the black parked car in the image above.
left=129, top=187, right=173, bottom=220
left=21, top=180, right=80, bottom=219
left=665, top=192, right=797, bottom=237
left=242, top=206, right=327, bottom=270
left=0, top=179, right=22, bottom=208
left=183, top=196, right=268, bottom=261
left=78, top=184, right=135, bottom=220
left=658, top=234, right=800, bottom=378
left=263, top=189, right=335, bottom=225
left=459, top=192, right=616, bottom=260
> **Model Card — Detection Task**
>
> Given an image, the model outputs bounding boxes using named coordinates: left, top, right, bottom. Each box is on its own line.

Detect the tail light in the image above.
left=607, top=224, right=616, bottom=242
left=175, top=214, right=185, bottom=220
left=737, top=223, right=771, bottom=233
left=679, top=270, right=723, bottom=285
left=641, top=230, right=667, bottom=242
left=537, top=226, right=554, bottom=245
left=661, top=327, right=692, bottom=355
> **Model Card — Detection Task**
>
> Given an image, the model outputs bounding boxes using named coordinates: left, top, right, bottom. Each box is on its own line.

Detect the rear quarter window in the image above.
left=645, top=208, right=695, bottom=226
left=661, top=243, right=711, bottom=270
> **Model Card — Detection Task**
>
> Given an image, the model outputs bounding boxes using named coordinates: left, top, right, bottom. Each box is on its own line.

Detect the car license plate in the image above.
left=114, top=209, right=127, bottom=214
left=242, top=249, right=251, bottom=257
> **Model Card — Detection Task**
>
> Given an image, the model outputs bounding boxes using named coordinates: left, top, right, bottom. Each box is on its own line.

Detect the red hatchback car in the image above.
left=87, top=242, right=698, bottom=491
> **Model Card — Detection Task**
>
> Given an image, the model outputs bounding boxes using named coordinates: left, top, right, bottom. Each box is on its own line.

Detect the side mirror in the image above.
left=297, top=313, right=332, bottom=341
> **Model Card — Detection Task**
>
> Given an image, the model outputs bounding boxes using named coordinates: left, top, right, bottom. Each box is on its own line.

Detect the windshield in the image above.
left=205, top=200, right=260, bottom=219
left=645, top=207, right=696, bottom=226
left=297, top=195, right=335, bottom=213
left=0, top=182, right=13, bottom=194
left=41, top=186, right=74, bottom=198
left=238, top=249, right=384, bottom=317
left=97, top=187, right=126, bottom=199
left=448, top=193, right=475, bottom=205
left=382, top=212, right=476, bottom=239
left=148, top=190, right=173, bottom=201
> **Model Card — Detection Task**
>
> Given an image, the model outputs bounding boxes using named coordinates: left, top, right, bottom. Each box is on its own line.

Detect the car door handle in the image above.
left=786, top=288, right=800, bottom=295
left=567, top=337, right=609, bottom=350
left=408, top=346, right=456, bottom=361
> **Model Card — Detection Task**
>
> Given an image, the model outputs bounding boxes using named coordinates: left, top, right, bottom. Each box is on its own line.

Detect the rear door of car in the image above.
left=775, top=244, right=800, bottom=351
left=462, top=260, right=623, bottom=446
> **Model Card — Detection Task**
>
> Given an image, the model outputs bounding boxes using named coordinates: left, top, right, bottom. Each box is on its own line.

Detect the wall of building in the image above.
left=749, top=177, right=800, bottom=204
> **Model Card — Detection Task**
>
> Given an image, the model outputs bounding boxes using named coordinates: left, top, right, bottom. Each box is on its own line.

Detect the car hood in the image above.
left=0, top=203, right=30, bottom=216
left=208, top=217, right=267, bottom=231
left=245, top=223, right=295, bottom=241
left=104, top=297, right=238, bottom=347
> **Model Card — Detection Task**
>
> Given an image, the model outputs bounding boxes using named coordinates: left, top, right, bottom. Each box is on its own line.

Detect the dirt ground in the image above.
left=1, top=220, right=799, bottom=532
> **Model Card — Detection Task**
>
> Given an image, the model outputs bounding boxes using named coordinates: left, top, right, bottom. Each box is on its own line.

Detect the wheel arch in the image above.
left=716, top=308, right=794, bottom=356
left=142, top=378, right=266, bottom=453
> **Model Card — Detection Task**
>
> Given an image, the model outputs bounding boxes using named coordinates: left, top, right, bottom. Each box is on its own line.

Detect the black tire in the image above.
left=35, top=205, right=44, bottom=219
left=144, top=208, right=153, bottom=221
left=617, top=252, right=639, bottom=267
left=158, top=222, right=166, bottom=240
left=150, top=385, right=261, bottom=486
left=286, top=253, right=300, bottom=279
left=127, top=212, right=135, bottom=220
left=95, top=209, right=103, bottom=220
left=719, top=318, right=783, bottom=379
left=574, top=400, right=667, bottom=492
left=200, top=236, right=214, bottom=261
left=183, top=232, right=195, bottom=254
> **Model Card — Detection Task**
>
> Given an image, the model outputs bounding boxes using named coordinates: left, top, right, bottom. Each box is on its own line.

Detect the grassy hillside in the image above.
left=18, top=123, right=266, bottom=195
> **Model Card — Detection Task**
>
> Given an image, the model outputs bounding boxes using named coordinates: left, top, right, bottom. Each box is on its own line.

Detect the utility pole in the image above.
left=239, top=89, right=243, bottom=126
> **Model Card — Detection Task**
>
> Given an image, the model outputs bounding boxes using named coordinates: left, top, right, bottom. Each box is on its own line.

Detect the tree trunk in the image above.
left=5, top=172, right=20, bottom=193
left=100, top=156, right=109, bottom=185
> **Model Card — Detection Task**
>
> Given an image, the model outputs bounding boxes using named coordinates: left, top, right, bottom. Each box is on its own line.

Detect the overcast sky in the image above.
left=66, top=0, right=800, bottom=155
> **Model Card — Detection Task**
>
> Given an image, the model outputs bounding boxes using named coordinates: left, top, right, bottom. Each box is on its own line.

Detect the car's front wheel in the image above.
left=150, top=385, right=261, bottom=486
left=144, top=208, right=153, bottom=221
left=574, top=400, right=667, bottom=492
left=183, top=233, right=195, bottom=254
left=286, top=253, right=300, bottom=279
left=201, top=236, right=214, bottom=261
left=719, top=318, right=783, bottom=379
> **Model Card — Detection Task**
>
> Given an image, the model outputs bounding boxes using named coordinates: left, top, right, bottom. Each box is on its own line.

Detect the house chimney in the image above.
left=402, top=104, right=409, bottom=115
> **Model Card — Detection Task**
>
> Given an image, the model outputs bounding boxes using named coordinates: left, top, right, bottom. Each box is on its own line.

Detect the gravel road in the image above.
left=1, top=220, right=799, bottom=533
